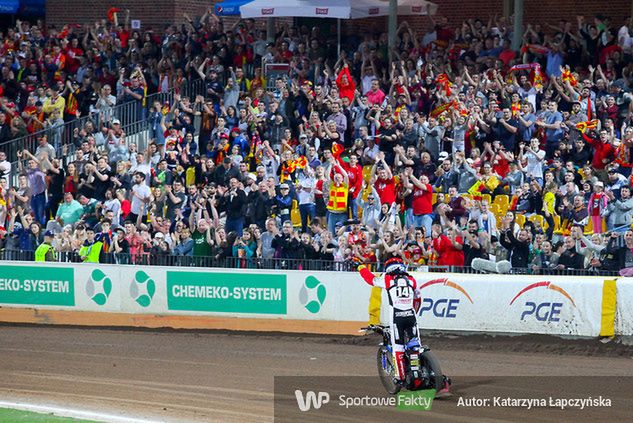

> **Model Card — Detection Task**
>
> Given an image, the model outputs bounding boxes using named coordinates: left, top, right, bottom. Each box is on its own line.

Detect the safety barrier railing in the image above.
left=0, top=79, right=207, bottom=178
left=0, top=250, right=620, bottom=276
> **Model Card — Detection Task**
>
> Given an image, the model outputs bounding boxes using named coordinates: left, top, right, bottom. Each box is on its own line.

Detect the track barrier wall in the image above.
left=0, top=262, right=630, bottom=337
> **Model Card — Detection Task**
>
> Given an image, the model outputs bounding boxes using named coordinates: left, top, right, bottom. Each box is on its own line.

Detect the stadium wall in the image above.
left=46, top=1, right=633, bottom=36
left=0, top=262, right=627, bottom=337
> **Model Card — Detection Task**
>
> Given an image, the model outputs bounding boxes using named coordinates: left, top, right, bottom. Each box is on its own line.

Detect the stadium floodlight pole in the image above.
left=512, top=0, right=524, bottom=51
left=503, top=0, right=512, bottom=19
left=388, top=0, right=397, bottom=61
left=267, top=18, right=275, bottom=42
left=338, top=19, right=341, bottom=57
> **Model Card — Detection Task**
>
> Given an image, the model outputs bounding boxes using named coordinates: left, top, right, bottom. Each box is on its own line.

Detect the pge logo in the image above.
left=510, top=281, right=576, bottom=322
left=418, top=278, right=474, bottom=318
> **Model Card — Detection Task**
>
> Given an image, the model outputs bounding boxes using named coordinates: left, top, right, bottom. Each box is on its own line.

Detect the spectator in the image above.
left=326, top=161, right=350, bottom=235
left=296, top=167, right=316, bottom=233
left=129, top=172, right=151, bottom=225
left=605, top=185, right=633, bottom=232
left=221, top=177, right=247, bottom=236
left=0, top=9, right=630, bottom=276
left=499, top=221, right=531, bottom=270
left=556, top=236, right=585, bottom=270
left=55, top=192, right=83, bottom=226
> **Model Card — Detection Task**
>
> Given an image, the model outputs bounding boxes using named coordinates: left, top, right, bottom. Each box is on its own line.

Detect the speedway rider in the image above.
left=358, top=256, right=450, bottom=394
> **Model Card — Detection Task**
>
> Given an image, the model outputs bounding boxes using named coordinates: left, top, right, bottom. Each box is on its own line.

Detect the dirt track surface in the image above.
left=1, top=325, right=633, bottom=422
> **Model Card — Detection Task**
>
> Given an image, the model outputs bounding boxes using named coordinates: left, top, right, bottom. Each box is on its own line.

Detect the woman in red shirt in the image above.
left=336, top=64, right=356, bottom=103
left=404, top=169, right=433, bottom=235
left=63, top=162, right=78, bottom=195
left=432, top=224, right=465, bottom=267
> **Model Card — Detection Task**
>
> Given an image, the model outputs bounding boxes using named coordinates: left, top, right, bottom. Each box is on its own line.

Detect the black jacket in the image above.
left=500, top=229, right=530, bottom=268
left=558, top=248, right=585, bottom=270
left=221, top=189, right=246, bottom=220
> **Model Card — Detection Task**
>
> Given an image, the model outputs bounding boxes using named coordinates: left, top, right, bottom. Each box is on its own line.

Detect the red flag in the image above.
left=586, top=95, right=592, bottom=120
left=436, top=74, right=451, bottom=97
left=332, top=143, right=344, bottom=160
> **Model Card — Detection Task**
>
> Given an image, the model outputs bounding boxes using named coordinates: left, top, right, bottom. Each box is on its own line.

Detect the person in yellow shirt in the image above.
left=543, top=182, right=557, bottom=239
left=42, top=88, right=65, bottom=119
left=326, top=161, right=349, bottom=235
left=35, top=231, right=57, bottom=262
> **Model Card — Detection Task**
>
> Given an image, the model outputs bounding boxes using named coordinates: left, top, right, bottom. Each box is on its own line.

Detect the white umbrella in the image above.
left=240, top=0, right=437, bottom=54
left=240, top=0, right=437, bottom=19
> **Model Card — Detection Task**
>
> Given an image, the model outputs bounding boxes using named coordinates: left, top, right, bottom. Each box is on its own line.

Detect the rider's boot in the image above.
left=394, top=352, right=406, bottom=384
left=436, top=376, right=452, bottom=398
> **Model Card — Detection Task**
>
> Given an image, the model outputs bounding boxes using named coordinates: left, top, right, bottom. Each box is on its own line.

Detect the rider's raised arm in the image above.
left=358, top=264, right=386, bottom=288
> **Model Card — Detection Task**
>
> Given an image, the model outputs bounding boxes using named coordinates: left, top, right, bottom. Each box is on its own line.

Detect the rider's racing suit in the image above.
left=358, top=265, right=421, bottom=382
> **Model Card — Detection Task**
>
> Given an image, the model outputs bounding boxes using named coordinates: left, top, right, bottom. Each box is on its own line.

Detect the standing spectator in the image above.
left=260, top=218, right=279, bottom=262
left=296, top=167, right=316, bottom=233
left=356, top=182, right=382, bottom=232
left=462, top=220, right=488, bottom=267
left=18, top=153, right=46, bottom=225
left=129, top=172, right=151, bottom=225
left=605, top=186, right=633, bottom=232
left=272, top=220, right=300, bottom=262
left=272, top=183, right=293, bottom=225
left=172, top=224, right=194, bottom=257
left=583, top=129, right=615, bottom=178
left=493, top=108, right=519, bottom=152
left=531, top=240, right=560, bottom=274
left=536, top=100, right=564, bottom=157
left=519, top=138, right=546, bottom=185
left=556, top=236, right=585, bottom=270
left=431, top=223, right=464, bottom=267
left=0, top=112, right=11, bottom=143
left=403, top=168, right=433, bottom=236
left=500, top=218, right=531, bottom=270
left=326, top=161, right=350, bottom=235
left=587, top=181, right=608, bottom=233
left=221, top=177, right=247, bottom=236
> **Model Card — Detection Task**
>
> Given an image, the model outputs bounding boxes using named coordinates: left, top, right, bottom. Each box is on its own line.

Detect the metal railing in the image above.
left=1, top=79, right=207, bottom=173
left=0, top=250, right=620, bottom=276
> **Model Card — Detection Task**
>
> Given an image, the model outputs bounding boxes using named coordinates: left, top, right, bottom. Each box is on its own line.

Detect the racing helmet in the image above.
left=384, top=257, right=406, bottom=275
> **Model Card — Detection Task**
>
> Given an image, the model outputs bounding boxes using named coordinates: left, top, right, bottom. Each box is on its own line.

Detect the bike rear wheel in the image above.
left=421, top=350, right=444, bottom=392
left=377, top=346, right=401, bottom=395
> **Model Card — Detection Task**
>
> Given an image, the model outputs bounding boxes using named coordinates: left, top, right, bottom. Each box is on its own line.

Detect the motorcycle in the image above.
left=361, top=325, right=448, bottom=396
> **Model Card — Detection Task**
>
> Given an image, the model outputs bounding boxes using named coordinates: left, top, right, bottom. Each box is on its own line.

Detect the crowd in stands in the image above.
left=1, top=9, right=633, bottom=274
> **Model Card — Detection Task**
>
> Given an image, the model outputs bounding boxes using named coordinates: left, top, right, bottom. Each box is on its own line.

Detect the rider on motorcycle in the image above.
left=358, top=256, right=450, bottom=394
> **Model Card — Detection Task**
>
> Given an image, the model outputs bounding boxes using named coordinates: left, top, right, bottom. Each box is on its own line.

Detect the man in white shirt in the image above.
left=618, top=20, right=633, bottom=52
left=297, top=166, right=316, bottom=233
left=131, top=153, right=151, bottom=185
left=519, top=138, right=546, bottom=185
left=129, top=172, right=151, bottom=225
left=0, top=151, right=11, bottom=177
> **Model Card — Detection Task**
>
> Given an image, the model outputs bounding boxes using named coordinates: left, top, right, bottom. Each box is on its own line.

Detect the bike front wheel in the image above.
left=377, top=345, right=401, bottom=395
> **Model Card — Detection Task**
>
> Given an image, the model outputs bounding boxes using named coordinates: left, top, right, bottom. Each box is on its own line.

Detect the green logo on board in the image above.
left=130, top=270, right=156, bottom=307
left=86, top=269, right=112, bottom=305
left=299, top=276, right=326, bottom=314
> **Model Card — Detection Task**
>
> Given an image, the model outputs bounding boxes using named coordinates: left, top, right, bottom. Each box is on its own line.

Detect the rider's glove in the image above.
left=357, top=264, right=367, bottom=272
